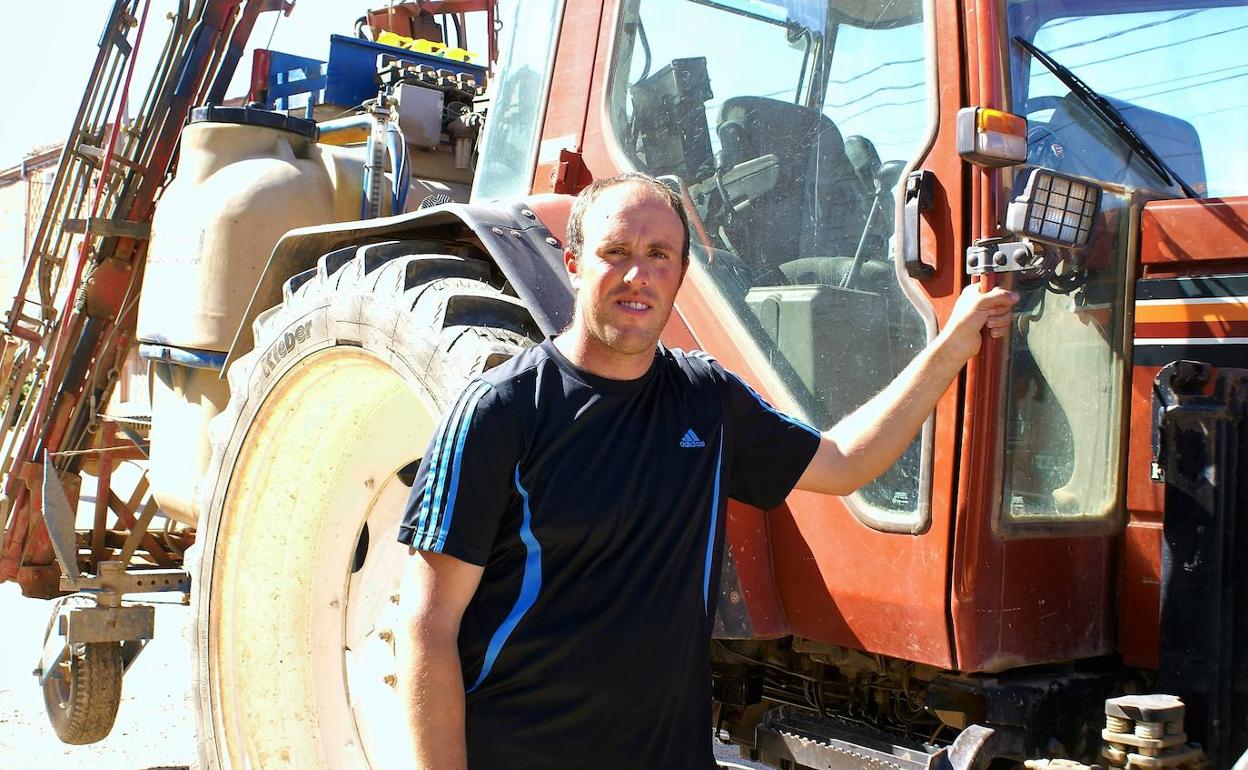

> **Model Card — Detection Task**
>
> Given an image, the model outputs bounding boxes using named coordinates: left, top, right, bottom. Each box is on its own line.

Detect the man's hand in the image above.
left=934, top=283, right=1020, bottom=362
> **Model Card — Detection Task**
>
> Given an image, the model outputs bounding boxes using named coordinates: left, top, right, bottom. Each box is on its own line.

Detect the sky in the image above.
left=0, top=1, right=490, bottom=169
left=2, top=1, right=1244, bottom=196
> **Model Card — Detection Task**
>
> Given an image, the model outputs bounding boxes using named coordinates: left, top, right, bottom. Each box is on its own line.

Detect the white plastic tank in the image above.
left=137, top=106, right=366, bottom=525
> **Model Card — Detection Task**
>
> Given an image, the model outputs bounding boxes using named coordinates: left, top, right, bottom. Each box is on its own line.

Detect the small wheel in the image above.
left=42, top=640, right=124, bottom=744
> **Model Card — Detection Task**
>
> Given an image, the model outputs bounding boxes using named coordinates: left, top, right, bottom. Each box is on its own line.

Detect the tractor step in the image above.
left=755, top=708, right=1005, bottom=770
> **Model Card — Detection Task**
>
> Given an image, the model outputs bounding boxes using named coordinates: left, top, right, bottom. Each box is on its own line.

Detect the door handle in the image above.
left=903, top=169, right=936, bottom=279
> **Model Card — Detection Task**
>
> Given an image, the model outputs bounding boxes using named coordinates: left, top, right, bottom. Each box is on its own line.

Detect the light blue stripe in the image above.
left=735, top=375, right=821, bottom=437
left=413, top=406, right=458, bottom=546
left=424, top=381, right=489, bottom=550
left=702, top=431, right=724, bottom=611
left=467, top=466, right=543, bottom=694
left=419, top=381, right=485, bottom=550
left=435, top=382, right=493, bottom=549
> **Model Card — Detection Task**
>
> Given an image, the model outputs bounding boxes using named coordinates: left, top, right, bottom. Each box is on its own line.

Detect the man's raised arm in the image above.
left=797, top=284, right=1018, bottom=496
left=398, top=549, right=483, bottom=770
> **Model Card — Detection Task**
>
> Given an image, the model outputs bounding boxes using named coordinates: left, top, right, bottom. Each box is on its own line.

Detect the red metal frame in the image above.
left=0, top=0, right=265, bottom=597
left=1119, top=197, right=1248, bottom=668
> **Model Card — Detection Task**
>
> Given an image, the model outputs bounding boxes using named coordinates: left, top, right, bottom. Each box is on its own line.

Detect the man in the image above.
left=396, top=173, right=1018, bottom=769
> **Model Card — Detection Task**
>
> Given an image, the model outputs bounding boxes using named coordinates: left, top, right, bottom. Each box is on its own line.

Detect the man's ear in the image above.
left=564, top=249, right=580, bottom=290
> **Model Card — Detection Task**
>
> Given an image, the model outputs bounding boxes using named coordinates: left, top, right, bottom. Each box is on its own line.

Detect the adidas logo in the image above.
left=679, top=429, right=706, bottom=448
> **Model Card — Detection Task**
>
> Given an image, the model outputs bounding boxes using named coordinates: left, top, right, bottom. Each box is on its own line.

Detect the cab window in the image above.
left=608, top=0, right=934, bottom=523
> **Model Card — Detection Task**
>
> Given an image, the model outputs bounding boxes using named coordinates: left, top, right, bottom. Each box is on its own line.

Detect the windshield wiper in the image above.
left=1014, top=36, right=1197, bottom=198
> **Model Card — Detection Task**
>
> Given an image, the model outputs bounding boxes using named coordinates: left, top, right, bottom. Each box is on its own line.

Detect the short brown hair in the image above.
left=565, top=172, right=691, bottom=263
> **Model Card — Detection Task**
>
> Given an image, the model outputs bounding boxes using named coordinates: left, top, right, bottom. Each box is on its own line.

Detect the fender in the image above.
left=223, top=194, right=576, bottom=372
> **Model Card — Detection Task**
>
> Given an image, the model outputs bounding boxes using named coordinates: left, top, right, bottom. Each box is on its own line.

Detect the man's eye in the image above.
left=650, top=250, right=671, bottom=260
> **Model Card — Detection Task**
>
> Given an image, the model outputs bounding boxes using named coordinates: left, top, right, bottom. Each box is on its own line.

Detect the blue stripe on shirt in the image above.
left=419, top=380, right=487, bottom=550
left=467, top=465, right=543, bottom=693
left=733, top=374, right=821, bottom=437
left=435, top=382, right=493, bottom=550
left=413, top=398, right=461, bottom=547
left=702, top=430, right=724, bottom=612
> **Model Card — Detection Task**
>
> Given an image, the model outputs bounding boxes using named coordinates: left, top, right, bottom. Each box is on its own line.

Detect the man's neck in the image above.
left=552, top=328, right=656, bottom=381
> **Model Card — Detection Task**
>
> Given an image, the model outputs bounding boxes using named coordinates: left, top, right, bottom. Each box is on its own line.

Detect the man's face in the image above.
left=565, top=184, right=688, bottom=359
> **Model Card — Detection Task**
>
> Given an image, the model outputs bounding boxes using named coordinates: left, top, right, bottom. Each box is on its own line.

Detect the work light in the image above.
left=1005, top=169, right=1102, bottom=248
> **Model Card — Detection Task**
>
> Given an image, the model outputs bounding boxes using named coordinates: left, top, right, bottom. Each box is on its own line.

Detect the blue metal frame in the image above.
left=265, top=50, right=327, bottom=118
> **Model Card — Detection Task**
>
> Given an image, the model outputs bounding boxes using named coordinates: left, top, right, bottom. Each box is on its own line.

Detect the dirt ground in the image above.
left=0, top=582, right=195, bottom=770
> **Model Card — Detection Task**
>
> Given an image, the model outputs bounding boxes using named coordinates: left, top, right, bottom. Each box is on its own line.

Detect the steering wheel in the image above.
left=1020, top=96, right=1067, bottom=169
left=1020, top=94, right=1064, bottom=118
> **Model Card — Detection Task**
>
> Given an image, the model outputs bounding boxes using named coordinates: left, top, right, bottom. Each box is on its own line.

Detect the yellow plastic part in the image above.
left=375, top=30, right=478, bottom=63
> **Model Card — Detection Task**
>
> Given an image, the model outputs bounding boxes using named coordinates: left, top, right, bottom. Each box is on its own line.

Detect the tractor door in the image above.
left=573, top=0, right=970, bottom=666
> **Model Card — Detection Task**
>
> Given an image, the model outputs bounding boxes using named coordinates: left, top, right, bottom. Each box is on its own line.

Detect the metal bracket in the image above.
left=40, top=457, right=83, bottom=590
left=61, top=605, right=155, bottom=644
left=63, top=217, right=151, bottom=240
left=59, top=561, right=190, bottom=598
left=965, top=238, right=1036, bottom=275
left=35, top=601, right=156, bottom=685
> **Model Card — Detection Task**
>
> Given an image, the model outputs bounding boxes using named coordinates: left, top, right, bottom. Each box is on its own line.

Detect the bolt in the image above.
left=1135, top=721, right=1163, bottom=740
left=545, top=237, right=559, bottom=247
left=491, top=227, right=503, bottom=235
left=1106, top=715, right=1131, bottom=734
left=994, top=251, right=1008, bottom=267
left=968, top=255, right=979, bottom=268
left=383, top=674, right=397, bottom=687
left=511, top=229, right=522, bottom=238
left=389, top=593, right=401, bottom=604
left=521, top=209, right=535, bottom=219
left=378, top=629, right=393, bottom=643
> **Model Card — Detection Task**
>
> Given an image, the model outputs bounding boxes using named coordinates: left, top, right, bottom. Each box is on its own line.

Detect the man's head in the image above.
left=561, top=173, right=692, bottom=370
left=566, top=173, right=691, bottom=265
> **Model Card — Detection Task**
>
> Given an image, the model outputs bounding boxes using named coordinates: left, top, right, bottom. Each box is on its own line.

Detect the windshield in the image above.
left=1008, top=1, right=1248, bottom=198
left=607, top=0, right=935, bottom=526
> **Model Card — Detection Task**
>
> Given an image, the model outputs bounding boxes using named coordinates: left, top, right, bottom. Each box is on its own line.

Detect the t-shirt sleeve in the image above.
left=724, top=371, right=822, bottom=510
left=398, top=381, right=521, bottom=566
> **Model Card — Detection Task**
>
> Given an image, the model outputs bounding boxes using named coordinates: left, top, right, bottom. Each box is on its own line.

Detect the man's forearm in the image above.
left=399, top=629, right=469, bottom=770
left=824, top=333, right=965, bottom=490
left=797, top=284, right=1017, bottom=496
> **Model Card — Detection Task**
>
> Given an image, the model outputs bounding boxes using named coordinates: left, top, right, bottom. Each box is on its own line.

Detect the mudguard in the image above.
left=224, top=194, right=575, bottom=372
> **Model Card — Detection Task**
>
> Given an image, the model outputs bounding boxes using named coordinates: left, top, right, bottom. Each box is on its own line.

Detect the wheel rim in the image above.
left=46, top=654, right=73, bottom=712
left=209, top=347, right=436, bottom=769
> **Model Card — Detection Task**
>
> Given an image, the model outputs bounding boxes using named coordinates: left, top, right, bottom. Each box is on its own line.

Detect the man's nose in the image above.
left=623, top=259, right=649, bottom=286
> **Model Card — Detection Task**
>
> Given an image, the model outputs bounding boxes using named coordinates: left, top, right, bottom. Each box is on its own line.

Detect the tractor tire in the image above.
left=42, top=630, right=124, bottom=745
left=191, top=241, right=540, bottom=770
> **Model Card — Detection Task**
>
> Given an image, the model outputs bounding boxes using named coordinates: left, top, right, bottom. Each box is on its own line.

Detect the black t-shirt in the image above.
left=398, top=340, right=820, bottom=770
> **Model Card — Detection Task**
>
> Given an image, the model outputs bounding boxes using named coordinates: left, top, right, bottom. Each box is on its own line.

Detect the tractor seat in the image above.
left=715, top=96, right=870, bottom=273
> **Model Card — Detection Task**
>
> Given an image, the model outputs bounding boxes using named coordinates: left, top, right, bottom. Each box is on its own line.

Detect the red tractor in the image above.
left=2, top=0, right=1247, bottom=768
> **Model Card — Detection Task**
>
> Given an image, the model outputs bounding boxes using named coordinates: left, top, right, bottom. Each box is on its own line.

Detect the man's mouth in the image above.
left=617, top=300, right=651, bottom=312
